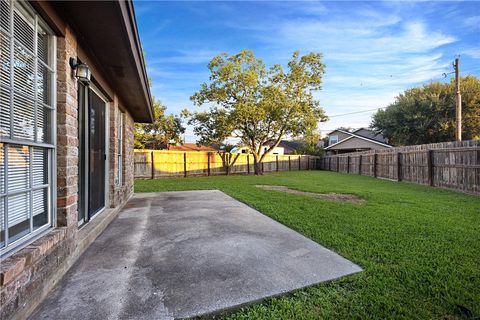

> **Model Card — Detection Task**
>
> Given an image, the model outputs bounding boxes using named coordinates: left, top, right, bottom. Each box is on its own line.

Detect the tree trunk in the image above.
left=253, top=156, right=263, bottom=175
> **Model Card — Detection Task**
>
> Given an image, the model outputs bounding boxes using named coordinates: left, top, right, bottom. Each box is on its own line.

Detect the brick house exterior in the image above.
left=0, top=1, right=153, bottom=319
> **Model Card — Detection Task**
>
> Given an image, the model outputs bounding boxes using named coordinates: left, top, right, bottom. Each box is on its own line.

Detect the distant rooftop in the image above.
left=168, top=143, right=217, bottom=152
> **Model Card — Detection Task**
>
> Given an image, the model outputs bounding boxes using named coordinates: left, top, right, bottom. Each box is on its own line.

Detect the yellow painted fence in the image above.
left=134, top=150, right=320, bottom=178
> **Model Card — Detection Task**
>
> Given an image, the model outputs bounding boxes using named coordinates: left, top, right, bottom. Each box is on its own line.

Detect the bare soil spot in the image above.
left=255, top=185, right=365, bottom=204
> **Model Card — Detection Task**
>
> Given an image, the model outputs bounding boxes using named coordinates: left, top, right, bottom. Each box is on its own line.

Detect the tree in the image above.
left=289, top=132, right=325, bottom=156
left=134, top=98, right=185, bottom=149
left=188, top=50, right=327, bottom=174
left=372, top=76, right=480, bottom=145
left=293, top=141, right=324, bottom=157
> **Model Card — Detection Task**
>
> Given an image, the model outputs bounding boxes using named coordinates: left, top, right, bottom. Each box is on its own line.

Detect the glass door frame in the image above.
left=77, top=83, right=109, bottom=226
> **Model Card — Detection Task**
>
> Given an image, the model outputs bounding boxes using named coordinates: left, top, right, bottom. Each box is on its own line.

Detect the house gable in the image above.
left=327, top=130, right=352, bottom=144
left=325, top=135, right=392, bottom=150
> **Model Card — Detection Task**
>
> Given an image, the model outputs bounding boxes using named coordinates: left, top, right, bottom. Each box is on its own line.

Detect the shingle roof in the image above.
left=168, top=144, right=217, bottom=152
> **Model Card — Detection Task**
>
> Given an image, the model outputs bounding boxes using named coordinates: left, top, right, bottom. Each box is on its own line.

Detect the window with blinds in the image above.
left=0, top=0, right=55, bottom=255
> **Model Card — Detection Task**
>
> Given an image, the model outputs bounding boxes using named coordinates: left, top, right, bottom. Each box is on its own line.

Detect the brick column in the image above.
left=124, top=112, right=135, bottom=199
left=109, top=96, right=119, bottom=207
left=56, top=27, right=79, bottom=229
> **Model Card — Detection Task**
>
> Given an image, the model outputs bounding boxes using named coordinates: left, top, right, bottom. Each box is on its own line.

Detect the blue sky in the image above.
left=134, top=1, right=480, bottom=142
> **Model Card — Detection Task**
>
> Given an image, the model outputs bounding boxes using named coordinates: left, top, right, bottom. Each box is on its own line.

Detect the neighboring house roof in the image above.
left=328, top=129, right=351, bottom=136
left=33, top=0, right=154, bottom=123
left=325, top=129, right=349, bottom=136
left=167, top=144, right=217, bottom=152
left=276, top=140, right=302, bottom=153
left=233, top=140, right=301, bottom=154
left=353, top=128, right=387, bottom=143
left=325, top=130, right=392, bottom=150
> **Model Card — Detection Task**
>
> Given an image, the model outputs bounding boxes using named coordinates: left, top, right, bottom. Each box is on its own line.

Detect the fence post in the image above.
left=397, top=152, right=401, bottom=181
left=288, top=156, right=291, bottom=171
left=477, top=149, right=480, bottom=194
left=329, top=157, right=331, bottom=171
left=358, top=155, right=362, bottom=175
left=336, top=156, right=340, bottom=172
left=262, top=160, right=264, bottom=173
left=373, top=153, right=377, bottom=178
left=226, top=153, right=229, bottom=175
left=427, top=150, right=433, bottom=186
left=247, top=154, right=250, bottom=174
left=183, top=152, right=187, bottom=177
left=276, top=155, right=279, bottom=171
left=307, top=156, right=310, bottom=170
left=151, top=151, right=155, bottom=179
left=298, top=156, right=301, bottom=170
left=207, top=152, right=211, bottom=176
left=346, top=155, right=350, bottom=173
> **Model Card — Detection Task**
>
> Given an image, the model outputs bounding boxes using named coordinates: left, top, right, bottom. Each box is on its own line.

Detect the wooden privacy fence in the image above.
left=319, top=140, right=480, bottom=195
left=134, top=150, right=320, bottom=178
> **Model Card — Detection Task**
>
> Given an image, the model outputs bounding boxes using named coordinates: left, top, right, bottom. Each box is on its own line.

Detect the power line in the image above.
left=327, top=89, right=478, bottom=119
left=328, top=107, right=386, bottom=118
left=317, top=127, right=363, bottom=132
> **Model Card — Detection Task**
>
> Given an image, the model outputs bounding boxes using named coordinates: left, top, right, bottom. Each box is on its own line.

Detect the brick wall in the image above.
left=0, top=229, right=72, bottom=319
left=0, top=25, right=79, bottom=320
left=56, top=26, right=79, bottom=231
left=1, top=22, right=135, bottom=320
left=124, top=113, right=135, bottom=200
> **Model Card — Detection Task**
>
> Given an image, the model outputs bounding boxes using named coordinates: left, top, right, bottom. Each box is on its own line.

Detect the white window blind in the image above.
left=0, top=0, right=54, bottom=256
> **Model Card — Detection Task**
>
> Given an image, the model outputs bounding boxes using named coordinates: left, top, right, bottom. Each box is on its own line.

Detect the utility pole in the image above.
left=454, top=57, right=462, bottom=141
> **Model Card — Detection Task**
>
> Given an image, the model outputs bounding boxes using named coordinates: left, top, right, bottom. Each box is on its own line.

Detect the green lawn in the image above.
left=135, top=171, right=480, bottom=319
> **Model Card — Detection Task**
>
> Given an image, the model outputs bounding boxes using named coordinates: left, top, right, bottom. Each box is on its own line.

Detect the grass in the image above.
left=135, top=171, right=480, bottom=319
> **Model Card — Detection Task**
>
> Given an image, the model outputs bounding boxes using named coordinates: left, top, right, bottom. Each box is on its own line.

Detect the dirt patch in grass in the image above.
left=256, top=185, right=365, bottom=204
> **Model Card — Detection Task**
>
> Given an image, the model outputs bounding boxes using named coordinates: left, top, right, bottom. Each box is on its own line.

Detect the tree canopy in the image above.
left=188, top=50, right=327, bottom=174
left=372, top=76, right=480, bottom=145
left=134, top=98, right=185, bottom=149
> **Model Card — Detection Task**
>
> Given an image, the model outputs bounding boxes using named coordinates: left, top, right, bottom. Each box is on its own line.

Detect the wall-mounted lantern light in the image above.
left=69, top=57, right=91, bottom=84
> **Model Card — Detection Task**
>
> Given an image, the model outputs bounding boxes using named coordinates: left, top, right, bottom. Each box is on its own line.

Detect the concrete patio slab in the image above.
left=30, top=190, right=362, bottom=320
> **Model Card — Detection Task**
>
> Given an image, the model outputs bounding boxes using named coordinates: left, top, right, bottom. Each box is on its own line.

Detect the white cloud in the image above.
left=259, top=14, right=456, bottom=125
left=139, top=1, right=470, bottom=142
left=464, top=16, right=480, bottom=29
left=462, top=48, right=480, bottom=59
left=276, top=18, right=455, bottom=54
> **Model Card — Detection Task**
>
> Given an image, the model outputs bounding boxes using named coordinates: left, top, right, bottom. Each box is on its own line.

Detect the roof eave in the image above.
left=39, top=1, right=154, bottom=123
left=121, top=1, right=153, bottom=123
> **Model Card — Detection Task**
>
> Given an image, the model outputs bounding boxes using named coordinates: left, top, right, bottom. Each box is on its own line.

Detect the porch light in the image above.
left=69, top=57, right=91, bottom=84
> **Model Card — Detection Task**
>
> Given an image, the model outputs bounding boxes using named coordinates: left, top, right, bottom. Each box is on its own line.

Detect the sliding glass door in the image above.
left=87, top=90, right=106, bottom=217
left=78, top=85, right=107, bottom=224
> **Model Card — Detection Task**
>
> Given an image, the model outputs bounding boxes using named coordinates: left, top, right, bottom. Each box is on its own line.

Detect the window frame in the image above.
left=77, top=84, right=110, bottom=226
left=329, top=135, right=339, bottom=145
left=116, top=110, right=124, bottom=186
left=0, top=0, right=56, bottom=257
